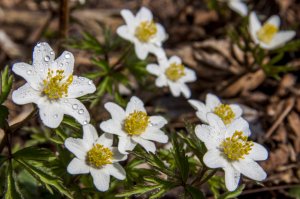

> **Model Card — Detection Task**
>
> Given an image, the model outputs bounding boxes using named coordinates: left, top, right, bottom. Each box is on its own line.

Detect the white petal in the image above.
left=67, top=158, right=90, bottom=174
left=96, top=133, right=114, bottom=147
left=203, top=149, right=228, bottom=168
left=152, top=47, right=167, bottom=61
left=136, top=7, right=153, bottom=22
left=246, top=142, right=268, bottom=161
left=111, top=147, right=128, bottom=162
left=180, top=84, right=191, bottom=98
left=12, top=83, right=40, bottom=105
left=12, top=63, right=40, bottom=90
left=146, top=64, right=161, bottom=76
left=228, top=1, right=248, bottom=16
left=155, top=23, right=168, bottom=43
left=38, top=101, right=64, bottom=128
left=195, top=124, right=224, bottom=150
left=126, top=96, right=146, bottom=114
left=230, top=104, right=243, bottom=119
left=99, top=119, right=126, bottom=136
left=65, top=137, right=88, bottom=160
left=90, top=169, right=110, bottom=192
left=155, top=76, right=168, bottom=87
left=67, top=76, right=96, bottom=98
left=224, top=165, right=241, bottom=191
left=132, top=137, right=156, bottom=153
left=117, top=25, right=135, bottom=41
left=83, top=124, right=99, bottom=145
left=60, top=98, right=90, bottom=125
left=141, top=127, right=168, bottom=143
left=134, top=42, right=148, bottom=60
left=249, top=12, right=262, bottom=44
left=206, top=113, right=226, bottom=132
left=32, top=42, right=55, bottom=78
left=149, top=116, right=167, bottom=128
left=104, top=102, right=126, bottom=123
left=169, top=56, right=182, bottom=65
left=226, top=117, right=250, bottom=138
left=168, top=82, right=181, bottom=97
left=266, top=15, right=280, bottom=28
left=233, top=158, right=267, bottom=181
left=118, top=136, right=137, bottom=154
left=180, top=68, right=197, bottom=83
left=105, top=163, right=126, bottom=180
left=55, top=51, right=74, bottom=77
left=120, top=9, right=136, bottom=32
left=266, top=31, right=296, bottom=50
left=188, top=100, right=208, bottom=123
left=206, top=93, right=221, bottom=110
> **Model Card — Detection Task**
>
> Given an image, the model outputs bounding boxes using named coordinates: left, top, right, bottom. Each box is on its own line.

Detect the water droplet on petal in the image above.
left=65, top=53, right=70, bottom=59
left=50, top=51, right=54, bottom=55
left=59, top=63, right=63, bottom=68
left=54, top=114, right=58, bottom=118
left=20, top=64, right=25, bottom=68
left=78, top=109, right=84, bottom=114
left=27, top=70, right=32, bottom=75
left=37, top=43, right=41, bottom=47
left=44, top=56, right=50, bottom=62
left=72, top=104, right=78, bottom=110
left=79, top=91, right=83, bottom=94
left=64, top=99, right=68, bottom=103
left=83, top=121, right=88, bottom=125
left=88, top=80, right=92, bottom=85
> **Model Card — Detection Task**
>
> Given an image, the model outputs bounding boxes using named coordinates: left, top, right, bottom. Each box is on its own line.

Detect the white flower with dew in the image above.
left=65, top=124, right=127, bottom=192
left=117, top=7, right=168, bottom=60
left=221, top=0, right=248, bottom=16
left=12, top=42, right=96, bottom=128
left=188, top=93, right=242, bottom=125
left=100, top=96, right=168, bottom=154
left=195, top=113, right=268, bottom=191
left=249, top=12, right=296, bottom=50
left=146, top=56, right=196, bottom=98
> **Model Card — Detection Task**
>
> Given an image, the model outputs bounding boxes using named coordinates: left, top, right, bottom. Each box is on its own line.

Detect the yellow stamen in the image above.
left=257, top=23, right=278, bottom=44
left=43, top=69, right=73, bottom=100
left=221, top=131, right=253, bottom=161
left=165, top=63, right=185, bottom=81
left=86, top=144, right=113, bottom=168
left=124, top=111, right=149, bottom=136
left=135, top=21, right=157, bottom=42
left=214, top=104, right=235, bottom=125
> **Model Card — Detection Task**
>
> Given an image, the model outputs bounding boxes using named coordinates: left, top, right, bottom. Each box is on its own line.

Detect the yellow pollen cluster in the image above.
left=221, top=131, right=253, bottom=161
left=257, top=23, right=278, bottom=44
left=43, top=69, right=73, bottom=100
left=86, top=144, right=113, bottom=168
left=214, top=104, right=235, bottom=125
left=124, top=111, right=149, bottom=136
left=135, top=21, right=157, bottom=42
left=165, top=63, right=186, bottom=81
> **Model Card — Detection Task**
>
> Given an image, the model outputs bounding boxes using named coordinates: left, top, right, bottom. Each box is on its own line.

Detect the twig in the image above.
left=59, top=0, right=70, bottom=39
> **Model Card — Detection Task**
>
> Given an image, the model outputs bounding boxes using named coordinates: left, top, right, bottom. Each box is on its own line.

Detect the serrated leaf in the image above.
left=116, top=184, right=162, bottom=197
left=0, top=66, right=13, bottom=104
left=5, top=162, right=23, bottom=199
left=219, top=184, right=245, bottom=199
left=13, top=146, right=56, bottom=162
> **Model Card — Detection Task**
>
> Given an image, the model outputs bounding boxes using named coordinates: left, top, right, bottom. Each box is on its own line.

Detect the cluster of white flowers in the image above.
left=117, top=7, right=197, bottom=98
left=11, top=2, right=296, bottom=194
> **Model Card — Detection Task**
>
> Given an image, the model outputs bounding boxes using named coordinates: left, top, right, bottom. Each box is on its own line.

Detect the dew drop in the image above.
left=83, top=121, right=88, bottom=125
left=27, top=70, right=32, bottom=75
left=54, top=114, right=58, bottom=118
left=78, top=109, right=84, bottom=114
left=72, top=104, right=78, bottom=110
left=88, top=80, right=92, bottom=85
left=64, top=99, right=68, bottom=103
left=59, top=63, right=63, bottom=68
left=44, top=55, right=50, bottom=62
left=20, top=64, right=25, bottom=68
left=65, top=53, right=71, bottom=59
left=37, top=43, right=41, bottom=47
left=79, top=91, right=83, bottom=95
left=50, top=51, right=54, bottom=55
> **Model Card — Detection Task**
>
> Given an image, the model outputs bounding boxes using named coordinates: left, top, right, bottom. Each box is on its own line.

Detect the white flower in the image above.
left=224, top=0, right=248, bottom=16
left=146, top=56, right=196, bottom=98
left=195, top=113, right=268, bottom=191
left=12, top=42, right=96, bottom=128
left=100, top=96, right=168, bottom=154
left=249, top=12, right=296, bottom=50
left=188, top=93, right=242, bottom=125
left=65, top=124, right=127, bottom=192
left=117, top=7, right=167, bottom=60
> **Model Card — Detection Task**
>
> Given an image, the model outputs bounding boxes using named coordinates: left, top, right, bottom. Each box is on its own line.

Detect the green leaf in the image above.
left=16, top=159, right=73, bottom=199
left=273, top=40, right=300, bottom=53
left=116, top=184, right=162, bottom=197
left=91, top=59, right=110, bottom=72
left=269, top=52, right=284, bottom=66
left=5, top=162, right=23, bottom=199
left=219, top=184, right=245, bottom=199
left=288, top=186, right=300, bottom=199
left=0, top=65, right=13, bottom=104
left=0, top=155, right=7, bottom=166
left=13, top=146, right=56, bottom=162
left=185, top=185, right=205, bottom=199
left=0, top=105, right=9, bottom=128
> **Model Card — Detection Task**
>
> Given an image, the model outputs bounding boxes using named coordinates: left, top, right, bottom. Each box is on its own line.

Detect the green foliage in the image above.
left=0, top=65, right=13, bottom=104
left=288, top=186, right=300, bottom=199
left=0, top=105, right=9, bottom=129
left=5, top=163, right=23, bottom=199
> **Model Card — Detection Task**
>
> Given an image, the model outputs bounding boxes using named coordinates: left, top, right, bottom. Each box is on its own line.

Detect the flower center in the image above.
left=42, top=69, right=73, bottom=100
left=213, top=104, right=235, bottom=125
left=257, top=23, right=278, bottom=44
left=135, top=21, right=157, bottom=42
left=165, top=63, right=186, bottom=81
left=221, top=131, right=253, bottom=161
left=124, top=111, right=149, bottom=136
left=86, top=144, right=113, bottom=168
